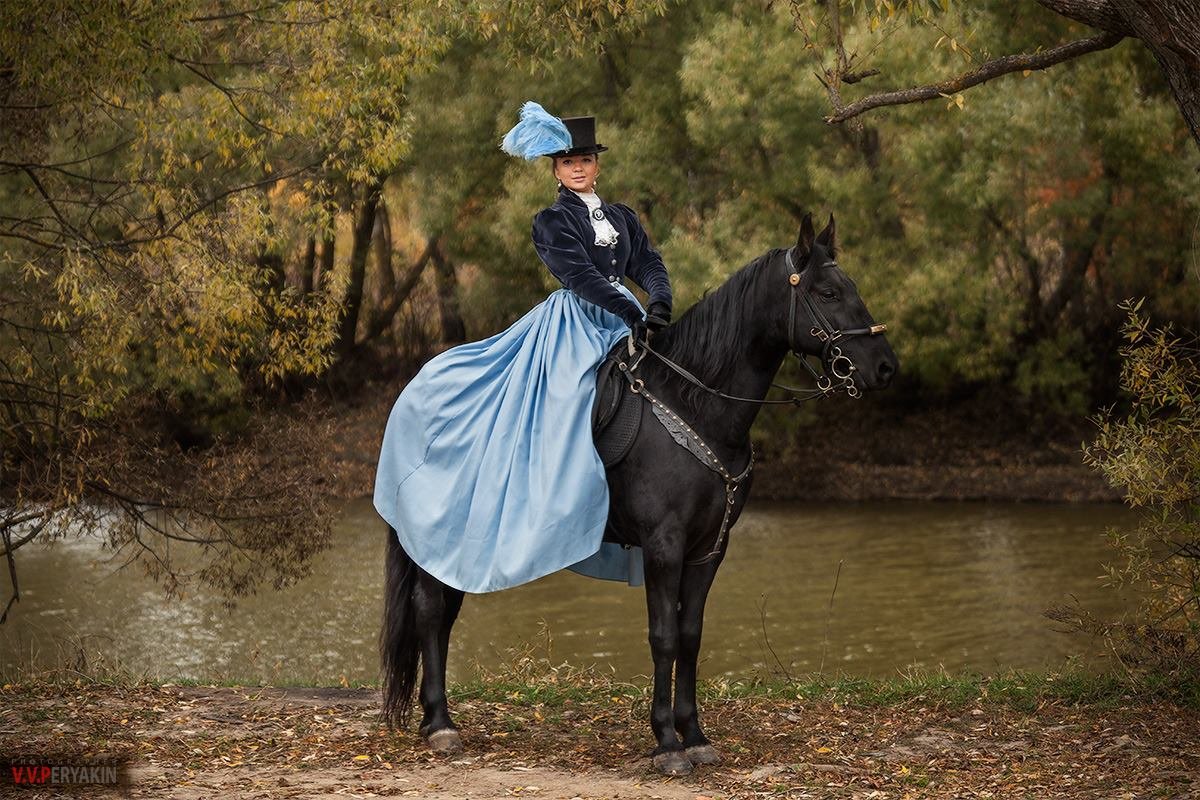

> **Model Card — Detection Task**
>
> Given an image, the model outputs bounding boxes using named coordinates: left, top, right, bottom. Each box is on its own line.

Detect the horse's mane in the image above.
left=652, top=248, right=784, bottom=415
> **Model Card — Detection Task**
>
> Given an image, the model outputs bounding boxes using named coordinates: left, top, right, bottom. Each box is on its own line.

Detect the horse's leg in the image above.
left=643, top=547, right=692, bottom=775
left=414, top=570, right=465, bottom=755
left=674, top=556, right=724, bottom=765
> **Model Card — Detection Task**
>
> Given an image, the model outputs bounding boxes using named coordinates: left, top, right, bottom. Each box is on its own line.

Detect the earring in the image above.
left=557, top=180, right=563, bottom=189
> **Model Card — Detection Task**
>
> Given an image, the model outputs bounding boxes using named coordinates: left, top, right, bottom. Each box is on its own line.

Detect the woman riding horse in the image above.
left=373, top=101, right=673, bottom=595
left=377, top=101, right=900, bottom=776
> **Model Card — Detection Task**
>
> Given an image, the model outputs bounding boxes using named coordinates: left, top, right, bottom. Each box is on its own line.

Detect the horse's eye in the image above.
left=820, top=290, right=839, bottom=301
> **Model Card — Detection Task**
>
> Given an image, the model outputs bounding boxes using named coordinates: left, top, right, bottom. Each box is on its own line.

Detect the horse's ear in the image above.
left=816, top=214, right=836, bottom=251
left=797, top=213, right=816, bottom=254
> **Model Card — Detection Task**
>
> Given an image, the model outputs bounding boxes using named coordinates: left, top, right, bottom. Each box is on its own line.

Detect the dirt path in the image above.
left=3, top=683, right=1198, bottom=798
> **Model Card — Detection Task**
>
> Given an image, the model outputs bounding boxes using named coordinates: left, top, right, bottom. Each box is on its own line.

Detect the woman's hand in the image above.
left=645, top=302, right=671, bottom=333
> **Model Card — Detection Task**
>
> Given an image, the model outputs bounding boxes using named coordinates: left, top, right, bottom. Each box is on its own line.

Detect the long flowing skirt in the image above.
left=373, top=285, right=644, bottom=593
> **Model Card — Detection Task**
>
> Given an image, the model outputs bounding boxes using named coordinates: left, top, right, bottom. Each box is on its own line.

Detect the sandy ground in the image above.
left=3, top=683, right=1198, bottom=799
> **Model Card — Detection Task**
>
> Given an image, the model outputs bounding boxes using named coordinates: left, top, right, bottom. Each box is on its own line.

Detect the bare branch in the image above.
left=826, top=31, right=1124, bottom=125
left=843, top=69, right=880, bottom=84
left=362, top=237, right=438, bottom=343
left=1, top=513, right=51, bottom=624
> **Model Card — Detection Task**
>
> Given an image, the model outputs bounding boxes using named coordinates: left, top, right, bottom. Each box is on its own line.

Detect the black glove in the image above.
left=628, top=321, right=649, bottom=347
left=646, top=301, right=672, bottom=333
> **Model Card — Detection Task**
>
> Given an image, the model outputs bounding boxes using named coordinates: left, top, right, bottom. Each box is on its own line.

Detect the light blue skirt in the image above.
left=373, top=285, right=646, bottom=593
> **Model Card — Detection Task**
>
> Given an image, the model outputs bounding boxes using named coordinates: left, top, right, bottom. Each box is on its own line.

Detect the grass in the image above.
left=11, top=667, right=1193, bottom=711
left=5, top=627, right=1197, bottom=710
left=446, top=667, right=1199, bottom=712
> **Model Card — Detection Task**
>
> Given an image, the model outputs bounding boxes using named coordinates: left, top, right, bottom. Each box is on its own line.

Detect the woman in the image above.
left=373, top=101, right=673, bottom=593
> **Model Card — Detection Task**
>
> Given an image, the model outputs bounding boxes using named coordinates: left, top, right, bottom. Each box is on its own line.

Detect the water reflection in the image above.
left=1, top=499, right=1131, bottom=683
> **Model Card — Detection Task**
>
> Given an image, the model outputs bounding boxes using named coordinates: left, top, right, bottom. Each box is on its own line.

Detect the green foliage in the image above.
left=1081, top=302, right=1200, bottom=680
left=399, top=0, right=1199, bottom=418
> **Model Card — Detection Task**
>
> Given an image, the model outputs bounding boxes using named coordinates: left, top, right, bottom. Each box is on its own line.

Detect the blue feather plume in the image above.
left=500, top=101, right=572, bottom=160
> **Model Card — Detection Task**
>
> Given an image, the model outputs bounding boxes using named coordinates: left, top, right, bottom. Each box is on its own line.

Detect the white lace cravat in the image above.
left=572, top=190, right=620, bottom=247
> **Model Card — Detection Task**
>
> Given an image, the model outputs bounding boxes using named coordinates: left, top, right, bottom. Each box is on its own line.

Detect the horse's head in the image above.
left=780, top=214, right=898, bottom=395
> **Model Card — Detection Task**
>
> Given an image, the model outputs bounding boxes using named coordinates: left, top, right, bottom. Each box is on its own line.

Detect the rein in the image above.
left=632, top=248, right=888, bottom=406
left=613, top=247, right=889, bottom=564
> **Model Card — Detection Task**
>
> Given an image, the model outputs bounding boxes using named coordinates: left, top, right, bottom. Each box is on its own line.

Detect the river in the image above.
left=1, top=499, right=1133, bottom=684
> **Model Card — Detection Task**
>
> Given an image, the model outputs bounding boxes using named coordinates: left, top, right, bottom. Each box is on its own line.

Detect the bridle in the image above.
left=784, top=247, right=888, bottom=400
left=632, top=247, right=888, bottom=405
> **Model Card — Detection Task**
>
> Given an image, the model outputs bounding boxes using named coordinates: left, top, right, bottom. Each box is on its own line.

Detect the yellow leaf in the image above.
left=816, top=746, right=832, bottom=753
left=353, top=755, right=370, bottom=761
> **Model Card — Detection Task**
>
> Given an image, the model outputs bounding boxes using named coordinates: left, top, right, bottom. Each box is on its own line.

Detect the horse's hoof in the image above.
left=427, top=728, right=463, bottom=756
left=652, top=750, right=693, bottom=776
left=685, top=744, right=722, bottom=765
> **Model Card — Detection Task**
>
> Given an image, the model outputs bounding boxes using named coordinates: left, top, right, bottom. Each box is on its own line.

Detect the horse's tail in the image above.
left=380, top=527, right=420, bottom=728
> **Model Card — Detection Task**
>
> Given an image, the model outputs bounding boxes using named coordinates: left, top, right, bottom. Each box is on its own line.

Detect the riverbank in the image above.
left=3, top=673, right=1195, bottom=798
left=325, top=382, right=1117, bottom=503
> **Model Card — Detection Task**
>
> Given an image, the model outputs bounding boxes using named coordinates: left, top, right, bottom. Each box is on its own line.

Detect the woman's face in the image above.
left=553, top=154, right=599, bottom=193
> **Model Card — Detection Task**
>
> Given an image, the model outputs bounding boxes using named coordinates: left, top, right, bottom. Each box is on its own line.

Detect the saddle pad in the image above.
left=592, top=353, right=642, bottom=468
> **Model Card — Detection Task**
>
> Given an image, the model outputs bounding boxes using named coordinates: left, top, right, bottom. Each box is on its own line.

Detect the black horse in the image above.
left=380, top=213, right=898, bottom=775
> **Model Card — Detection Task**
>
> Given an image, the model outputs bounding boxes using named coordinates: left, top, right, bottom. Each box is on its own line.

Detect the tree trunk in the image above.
left=300, top=237, right=317, bottom=295
left=433, top=244, right=467, bottom=345
left=373, top=199, right=396, bottom=300
left=317, top=233, right=335, bottom=293
left=1037, top=0, right=1200, bottom=148
left=336, top=178, right=385, bottom=355
left=361, top=237, right=438, bottom=344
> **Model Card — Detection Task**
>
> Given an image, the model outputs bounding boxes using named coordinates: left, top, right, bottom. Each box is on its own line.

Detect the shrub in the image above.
left=1071, top=300, right=1200, bottom=682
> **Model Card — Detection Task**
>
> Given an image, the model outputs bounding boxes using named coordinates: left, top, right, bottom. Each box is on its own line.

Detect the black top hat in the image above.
left=547, top=116, right=608, bottom=158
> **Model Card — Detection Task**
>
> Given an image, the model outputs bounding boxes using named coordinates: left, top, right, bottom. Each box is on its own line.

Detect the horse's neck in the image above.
left=698, top=342, right=786, bottom=450
left=654, top=330, right=787, bottom=454
left=649, top=254, right=791, bottom=453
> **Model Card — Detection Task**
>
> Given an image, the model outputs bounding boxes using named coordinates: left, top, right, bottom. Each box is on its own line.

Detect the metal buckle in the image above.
left=830, top=349, right=855, bottom=380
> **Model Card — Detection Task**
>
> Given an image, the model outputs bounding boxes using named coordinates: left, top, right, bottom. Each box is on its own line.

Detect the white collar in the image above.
left=570, top=189, right=603, bottom=209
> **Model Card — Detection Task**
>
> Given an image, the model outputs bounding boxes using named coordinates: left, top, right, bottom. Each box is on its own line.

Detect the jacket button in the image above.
left=608, top=275, right=616, bottom=281
left=611, top=258, right=617, bottom=265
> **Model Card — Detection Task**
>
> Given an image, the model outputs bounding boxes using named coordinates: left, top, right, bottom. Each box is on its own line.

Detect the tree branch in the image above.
left=1035, top=0, right=1136, bottom=36
left=361, top=237, right=437, bottom=343
left=825, top=31, right=1124, bottom=124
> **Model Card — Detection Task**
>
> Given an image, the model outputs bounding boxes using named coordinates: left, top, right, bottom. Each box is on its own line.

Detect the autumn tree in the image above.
left=0, top=0, right=671, bottom=616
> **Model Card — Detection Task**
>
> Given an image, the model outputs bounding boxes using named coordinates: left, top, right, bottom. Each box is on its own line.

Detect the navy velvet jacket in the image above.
left=531, top=186, right=672, bottom=328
